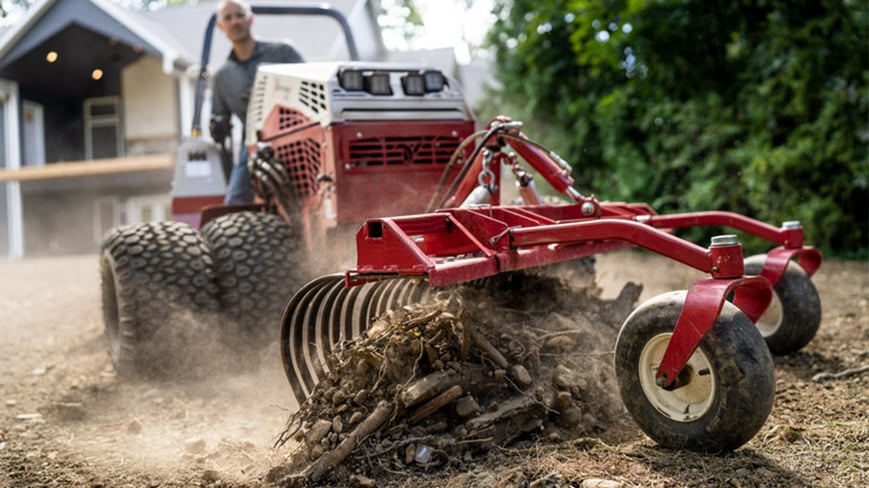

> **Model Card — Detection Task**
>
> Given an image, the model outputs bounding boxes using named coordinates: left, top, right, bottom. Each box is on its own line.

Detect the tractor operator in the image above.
left=210, top=0, right=304, bottom=205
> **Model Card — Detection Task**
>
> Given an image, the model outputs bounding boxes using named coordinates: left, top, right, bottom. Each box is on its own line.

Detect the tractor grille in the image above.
left=348, top=136, right=461, bottom=168
left=278, top=107, right=311, bottom=132
left=274, top=138, right=321, bottom=197
left=299, top=81, right=327, bottom=114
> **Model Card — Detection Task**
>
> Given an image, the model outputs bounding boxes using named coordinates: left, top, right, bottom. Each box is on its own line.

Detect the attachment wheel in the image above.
left=743, top=254, right=821, bottom=354
left=615, top=291, right=775, bottom=452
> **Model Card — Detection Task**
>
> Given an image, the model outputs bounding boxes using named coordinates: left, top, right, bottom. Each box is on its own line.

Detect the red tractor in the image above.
left=99, top=4, right=823, bottom=455
left=100, top=5, right=478, bottom=371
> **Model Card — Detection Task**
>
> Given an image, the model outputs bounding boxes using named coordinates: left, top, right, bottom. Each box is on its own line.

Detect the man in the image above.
left=211, top=0, right=304, bottom=205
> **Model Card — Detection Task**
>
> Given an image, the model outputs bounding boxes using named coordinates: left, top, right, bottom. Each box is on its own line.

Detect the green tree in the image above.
left=484, top=0, right=868, bottom=256
left=0, top=0, right=31, bottom=18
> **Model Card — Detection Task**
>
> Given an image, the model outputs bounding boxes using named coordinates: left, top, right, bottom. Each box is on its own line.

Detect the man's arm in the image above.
left=209, top=71, right=232, bottom=143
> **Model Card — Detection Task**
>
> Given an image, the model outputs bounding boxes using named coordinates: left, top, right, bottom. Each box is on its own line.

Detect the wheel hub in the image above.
left=754, top=293, right=784, bottom=338
left=638, top=333, right=715, bottom=422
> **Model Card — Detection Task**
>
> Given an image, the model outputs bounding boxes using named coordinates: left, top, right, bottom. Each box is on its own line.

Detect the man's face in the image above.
left=217, top=2, right=252, bottom=43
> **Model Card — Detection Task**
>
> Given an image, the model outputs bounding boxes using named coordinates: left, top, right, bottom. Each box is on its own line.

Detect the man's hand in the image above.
left=209, top=116, right=231, bottom=143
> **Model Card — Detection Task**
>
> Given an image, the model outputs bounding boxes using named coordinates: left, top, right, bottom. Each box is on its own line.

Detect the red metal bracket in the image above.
left=655, top=276, right=773, bottom=389
left=760, top=246, right=823, bottom=287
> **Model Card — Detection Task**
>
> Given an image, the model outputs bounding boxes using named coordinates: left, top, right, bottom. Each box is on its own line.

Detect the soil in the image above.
left=1, top=251, right=866, bottom=487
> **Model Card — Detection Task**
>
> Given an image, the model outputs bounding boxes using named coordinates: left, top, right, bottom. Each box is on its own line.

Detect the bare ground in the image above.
left=0, top=251, right=866, bottom=487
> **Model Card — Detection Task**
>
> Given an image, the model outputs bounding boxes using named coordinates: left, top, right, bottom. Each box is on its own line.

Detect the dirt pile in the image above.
left=269, top=270, right=642, bottom=486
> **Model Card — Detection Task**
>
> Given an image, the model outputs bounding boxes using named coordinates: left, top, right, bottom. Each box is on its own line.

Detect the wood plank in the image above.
left=0, top=154, right=174, bottom=182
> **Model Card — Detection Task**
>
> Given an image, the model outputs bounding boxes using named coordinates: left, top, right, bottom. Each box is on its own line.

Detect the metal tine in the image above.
left=391, top=279, right=417, bottom=310
left=326, top=282, right=353, bottom=348
left=282, top=274, right=342, bottom=404
left=299, top=277, right=339, bottom=396
left=357, top=280, right=393, bottom=336
left=370, top=279, right=403, bottom=318
left=338, top=283, right=366, bottom=345
left=399, top=278, right=432, bottom=310
left=314, top=279, right=348, bottom=373
left=281, top=276, right=434, bottom=406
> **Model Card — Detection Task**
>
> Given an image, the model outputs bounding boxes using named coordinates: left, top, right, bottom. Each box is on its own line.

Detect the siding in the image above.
left=122, top=55, right=178, bottom=156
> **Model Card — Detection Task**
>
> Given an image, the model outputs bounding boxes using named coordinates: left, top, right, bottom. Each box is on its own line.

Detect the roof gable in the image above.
left=0, top=0, right=181, bottom=73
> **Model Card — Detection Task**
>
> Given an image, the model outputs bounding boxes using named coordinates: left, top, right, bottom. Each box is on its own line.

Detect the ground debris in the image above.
left=272, top=271, right=641, bottom=485
left=811, top=364, right=869, bottom=382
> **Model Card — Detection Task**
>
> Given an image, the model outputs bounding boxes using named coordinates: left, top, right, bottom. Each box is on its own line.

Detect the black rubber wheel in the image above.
left=100, top=221, right=219, bottom=378
left=614, top=291, right=775, bottom=452
left=202, top=211, right=308, bottom=350
left=743, top=254, right=821, bottom=355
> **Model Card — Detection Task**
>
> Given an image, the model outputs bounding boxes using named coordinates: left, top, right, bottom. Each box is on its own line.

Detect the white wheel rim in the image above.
left=638, top=333, right=716, bottom=422
left=755, top=292, right=783, bottom=338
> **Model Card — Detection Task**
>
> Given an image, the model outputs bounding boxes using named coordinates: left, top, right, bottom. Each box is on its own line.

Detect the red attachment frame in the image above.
left=345, top=118, right=823, bottom=390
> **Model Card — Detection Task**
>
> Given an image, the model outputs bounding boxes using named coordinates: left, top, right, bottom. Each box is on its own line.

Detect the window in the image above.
left=125, top=194, right=170, bottom=224
left=93, top=197, right=121, bottom=244
left=93, top=195, right=170, bottom=245
left=84, top=96, right=123, bottom=159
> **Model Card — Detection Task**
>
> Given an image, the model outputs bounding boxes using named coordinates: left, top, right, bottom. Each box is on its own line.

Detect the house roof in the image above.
left=0, top=0, right=379, bottom=80
left=0, top=0, right=184, bottom=74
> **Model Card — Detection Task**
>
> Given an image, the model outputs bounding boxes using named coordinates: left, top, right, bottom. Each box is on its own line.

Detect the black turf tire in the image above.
left=743, top=254, right=822, bottom=355
left=614, top=291, right=775, bottom=452
left=100, top=221, right=219, bottom=378
left=202, top=211, right=308, bottom=350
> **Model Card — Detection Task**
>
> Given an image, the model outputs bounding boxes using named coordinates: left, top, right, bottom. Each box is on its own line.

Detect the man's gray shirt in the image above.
left=211, top=40, right=304, bottom=126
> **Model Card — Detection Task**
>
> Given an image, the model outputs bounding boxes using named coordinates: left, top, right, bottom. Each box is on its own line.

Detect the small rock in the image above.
left=184, top=437, right=206, bottom=454
left=348, top=411, right=363, bottom=425
left=350, top=474, right=376, bottom=487
left=352, top=389, right=368, bottom=405
left=54, top=402, right=86, bottom=421
left=15, top=413, right=42, bottom=421
left=530, top=473, right=570, bottom=487
left=127, top=418, right=143, bottom=434
left=404, top=443, right=416, bottom=464
left=31, top=366, right=49, bottom=376
left=310, top=445, right=324, bottom=459
left=493, top=369, right=507, bottom=382
left=455, top=396, right=480, bottom=417
left=332, top=415, right=344, bottom=434
left=509, top=365, right=533, bottom=389
left=5, top=399, right=16, bottom=407
left=552, top=365, right=575, bottom=389
left=545, top=335, right=575, bottom=350
left=581, top=479, right=623, bottom=488
left=332, top=390, right=347, bottom=406
left=202, top=470, right=220, bottom=482
left=559, top=406, right=583, bottom=427
left=306, top=419, right=332, bottom=447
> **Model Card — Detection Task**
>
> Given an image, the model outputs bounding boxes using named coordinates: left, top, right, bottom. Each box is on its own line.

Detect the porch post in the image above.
left=2, top=80, right=23, bottom=259
left=177, top=72, right=195, bottom=139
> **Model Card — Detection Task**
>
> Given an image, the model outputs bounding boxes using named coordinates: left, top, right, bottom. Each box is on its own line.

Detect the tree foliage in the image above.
left=484, top=0, right=868, bottom=256
left=0, top=0, right=31, bottom=18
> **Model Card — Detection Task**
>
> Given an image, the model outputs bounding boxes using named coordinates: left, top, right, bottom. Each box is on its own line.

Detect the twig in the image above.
left=303, top=400, right=394, bottom=482
left=811, top=364, right=869, bottom=382
left=470, top=329, right=509, bottom=368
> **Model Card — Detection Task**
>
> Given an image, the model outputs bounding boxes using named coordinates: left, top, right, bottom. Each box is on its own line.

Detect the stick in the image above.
left=408, top=385, right=463, bottom=424
left=470, top=329, right=509, bottom=368
left=303, top=400, right=394, bottom=482
left=398, top=370, right=459, bottom=408
left=811, top=364, right=869, bottom=382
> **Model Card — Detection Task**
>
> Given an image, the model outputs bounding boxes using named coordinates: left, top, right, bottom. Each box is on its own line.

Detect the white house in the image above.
left=0, top=0, right=388, bottom=257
